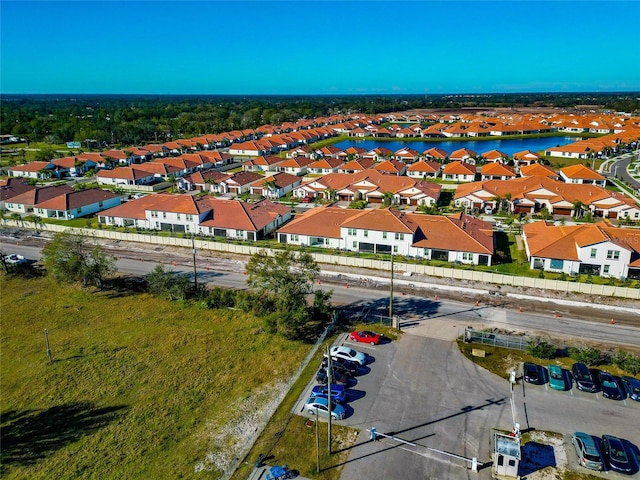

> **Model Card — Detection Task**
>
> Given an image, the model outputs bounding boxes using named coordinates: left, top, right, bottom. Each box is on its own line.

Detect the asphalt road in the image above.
left=2, top=234, right=640, bottom=349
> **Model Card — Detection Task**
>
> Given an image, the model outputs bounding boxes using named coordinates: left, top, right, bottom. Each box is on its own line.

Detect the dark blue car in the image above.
left=597, top=371, right=624, bottom=400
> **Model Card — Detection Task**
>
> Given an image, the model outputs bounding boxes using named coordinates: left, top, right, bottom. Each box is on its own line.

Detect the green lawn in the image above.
left=0, top=275, right=309, bottom=479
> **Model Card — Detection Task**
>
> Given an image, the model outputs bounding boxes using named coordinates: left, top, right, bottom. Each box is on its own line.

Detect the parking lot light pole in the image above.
left=326, top=347, right=332, bottom=454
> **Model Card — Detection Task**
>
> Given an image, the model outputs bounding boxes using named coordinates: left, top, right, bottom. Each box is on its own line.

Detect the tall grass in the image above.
left=0, top=275, right=308, bottom=479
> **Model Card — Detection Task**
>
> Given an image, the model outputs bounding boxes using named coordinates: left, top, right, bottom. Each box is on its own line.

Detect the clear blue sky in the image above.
left=2, top=1, right=639, bottom=95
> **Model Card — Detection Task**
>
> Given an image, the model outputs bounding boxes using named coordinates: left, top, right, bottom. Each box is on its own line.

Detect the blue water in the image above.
left=333, top=136, right=577, bottom=156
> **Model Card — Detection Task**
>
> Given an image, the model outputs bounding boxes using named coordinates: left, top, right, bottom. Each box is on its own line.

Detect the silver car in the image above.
left=571, top=432, right=603, bottom=471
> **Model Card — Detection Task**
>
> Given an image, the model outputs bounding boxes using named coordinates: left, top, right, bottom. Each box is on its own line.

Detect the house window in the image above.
left=395, top=233, right=404, bottom=240
left=235, top=230, right=243, bottom=237
left=76, top=208, right=81, bottom=214
left=177, top=213, right=181, bottom=220
left=382, top=232, right=387, bottom=239
left=186, top=214, right=193, bottom=221
left=99, top=201, right=103, bottom=208
left=635, top=212, right=639, bottom=218
left=393, top=245, right=398, bottom=253
left=603, top=265, right=610, bottom=274
left=606, top=250, right=620, bottom=260
left=424, top=248, right=430, bottom=257
left=162, top=212, right=167, bottom=219
left=151, top=211, right=158, bottom=218
left=155, top=222, right=159, bottom=228
left=7, top=203, right=13, bottom=208
left=352, top=241, right=357, bottom=248
left=290, top=234, right=299, bottom=241
left=590, top=248, right=597, bottom=258
left=364, top=230, right=368, bottom=238
left=348, top=228, right=356, bottom=236
left=463, top=252, right=473, bottom=260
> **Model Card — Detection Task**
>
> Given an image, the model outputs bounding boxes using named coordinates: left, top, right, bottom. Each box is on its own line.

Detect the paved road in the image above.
left=2, top=236, right=640, bottom=349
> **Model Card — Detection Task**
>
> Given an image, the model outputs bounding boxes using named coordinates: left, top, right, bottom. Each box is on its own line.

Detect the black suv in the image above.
left=571, top=362, right=597, bottom=392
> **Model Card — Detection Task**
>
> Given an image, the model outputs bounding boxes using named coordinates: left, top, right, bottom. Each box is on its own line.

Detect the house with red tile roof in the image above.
left=0, top=177, right=36, bottom=210
left=191, top=150, right=233, bottom=167
left=32, top=188, right=122, bottom=220
left=422, top=147, right=448, bottom=161
left=406, top=159, right=441, bottom=179
left=372, top=160, right=407, bottom=176
left=559, top=164, right=606, bottom=186
left=449, top=148, right=478, bottom=164
left=96, top=164, right=175, bottom=187
left=481, top=149, right=509, bottom=163
left=307, top=158, right=344, bottom=175
left=141, top=144, right=171, bottom=157
left=7, top=161, right=57, bottom=180
left=455, top=176, right=640, bottom=218
left=179, top=170, right=231, bottom=193
left=442, top=161, right=477, bottom=182
left=512, top=150, right=541, bottom=167
left=519, top=163, right=559, bottom=179
left=337, top=158, right=375, bottom=174
left=228, top=140, right=270, bottom=156
left=481, top=163, right=517, bottom=181
left=523, top=221, right=640, bottom=279
left=5, top=184, right=74, bottom=214
left=316, top=145, right=342, bottom=158
left=249, top=172, right=302, bottom=199
left=393, top=147, right=421, bottom=163
left=276, top=207, right=493, bottom=264
left=98, top=194, right=291, bottom=240
left=277, top=157, right=315, bottom=176
left=243, top=155, right=285, bottom=173
left=363, top=147, right=394, bottom=162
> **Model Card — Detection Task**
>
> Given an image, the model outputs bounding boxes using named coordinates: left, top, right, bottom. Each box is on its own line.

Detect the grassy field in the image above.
left=0, top=274, right=310, bottom=479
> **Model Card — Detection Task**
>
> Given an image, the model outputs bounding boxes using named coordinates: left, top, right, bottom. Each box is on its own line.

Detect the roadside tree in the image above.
left=42, top=231, right=116, bottom=290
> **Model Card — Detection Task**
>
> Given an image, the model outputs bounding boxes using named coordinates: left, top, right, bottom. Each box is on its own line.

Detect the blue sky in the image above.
left=2, top=1, right=639, bottom=95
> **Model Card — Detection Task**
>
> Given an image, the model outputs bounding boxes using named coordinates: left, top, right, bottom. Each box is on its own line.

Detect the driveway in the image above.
left=332, top=321, right=640, bottom=480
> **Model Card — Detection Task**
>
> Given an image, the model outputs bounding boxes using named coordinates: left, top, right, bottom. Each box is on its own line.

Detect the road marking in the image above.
left=570, top=389, right=574, bottom=396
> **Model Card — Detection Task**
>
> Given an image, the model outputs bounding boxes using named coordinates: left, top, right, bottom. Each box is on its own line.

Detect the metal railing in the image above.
left=464, top=328, right=529, bottom=351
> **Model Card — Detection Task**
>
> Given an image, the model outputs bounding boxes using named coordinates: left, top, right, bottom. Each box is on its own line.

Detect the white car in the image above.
left=330, top=346, right=366, bottom=366
left=4, top=254, right=26, bottom=265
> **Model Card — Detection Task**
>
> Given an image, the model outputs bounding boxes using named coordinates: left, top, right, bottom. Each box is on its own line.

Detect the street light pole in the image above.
left=389, top=250, right=394, bottom=322
left=191, top=233, right=198, bottom=291
left=327, top=347, right=332, bottom=454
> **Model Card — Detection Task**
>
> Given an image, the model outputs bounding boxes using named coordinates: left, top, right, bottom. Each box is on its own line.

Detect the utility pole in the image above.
left=326, top=347, right=332, bottom=455
left=315, top=408, right=320, bottom=472
left=191, top=234, right=198, bottom=291
left=44, top=328, right=52, bottom=363
left=389, top=251, right=394, bottom=322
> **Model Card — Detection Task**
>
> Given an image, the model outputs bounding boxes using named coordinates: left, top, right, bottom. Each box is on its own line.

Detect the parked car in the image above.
left=548, top=364, right=567, bottom=391
left=620, top=376, right=640, bottom=402
left=301, top=196, right=312, bottom=203
left=349, top=330, right=381, bottom=345
left=4, top=253, right=26, bottom=265
left=597, top=371, right=624, bottom=400
left=305, top=396, right=345, bottom=420
left=330, top=346, right=366, bottom=366
left=571, top=362, right=597, bottom=392
left=601, top=434, right=633, bottom=474
left=310, top=383, right=347, bottom=404
left=322, top=356, right=358, bottom=376
left=571, top=432, right=603, bottom=471
left=523, top=362, right=545, bottom=385
left=316, top=368, right=349, bottom=386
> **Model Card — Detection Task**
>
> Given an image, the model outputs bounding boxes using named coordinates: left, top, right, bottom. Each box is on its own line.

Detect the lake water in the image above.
left=333, top=136, right=577, bottom=156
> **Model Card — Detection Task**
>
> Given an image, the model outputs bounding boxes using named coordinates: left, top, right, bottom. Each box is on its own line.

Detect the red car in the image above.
left=349, top=330, right=381, bottom=345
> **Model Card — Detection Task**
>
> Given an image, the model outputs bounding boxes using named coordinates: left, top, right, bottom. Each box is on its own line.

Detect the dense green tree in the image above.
left=42, top=231, right=116, bottom=289
left=145, top=264, right=192, bottom=301
left=245, top=249, right=331, bottom=339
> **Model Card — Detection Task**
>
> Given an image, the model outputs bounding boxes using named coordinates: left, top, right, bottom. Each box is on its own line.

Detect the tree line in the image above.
left=2, top=92, right=638, bottom=147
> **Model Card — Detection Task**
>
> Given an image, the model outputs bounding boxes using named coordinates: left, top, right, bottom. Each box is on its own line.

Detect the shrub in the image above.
left=612, top=350, right=640, bottom=375
left=568, top=346, right=601, bottom=366
left=527, top=338, right=556, bottom=359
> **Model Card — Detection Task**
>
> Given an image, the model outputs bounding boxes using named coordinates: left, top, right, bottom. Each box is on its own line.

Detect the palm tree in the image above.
left=9, top=212, right=22, bottom=226
left=572, top=200, right=584, bottom=219
left=382, top=191, right=394, bottom=207
left=25, top=214, right=43, bottom=232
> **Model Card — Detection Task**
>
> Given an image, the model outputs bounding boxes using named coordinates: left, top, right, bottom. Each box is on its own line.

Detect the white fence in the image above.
left=4, top=220, right=639, bottom=300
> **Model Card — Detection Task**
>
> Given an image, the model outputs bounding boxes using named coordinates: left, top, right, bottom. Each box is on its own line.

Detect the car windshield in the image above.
left=584, top=452, right=601, bottom=462
left=610, top=447, right=627, bottom=461
left=551, top=371, right=562, bottom=379
left=602, top=379, right=617, bottom=388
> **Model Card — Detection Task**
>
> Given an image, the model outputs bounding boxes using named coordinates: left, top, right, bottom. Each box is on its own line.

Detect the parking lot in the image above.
left=294, top=324, right=640, bottom=479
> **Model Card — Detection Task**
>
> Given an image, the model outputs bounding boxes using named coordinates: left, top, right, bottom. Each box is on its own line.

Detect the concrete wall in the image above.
left=5, top=219, right=639, bottom=300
